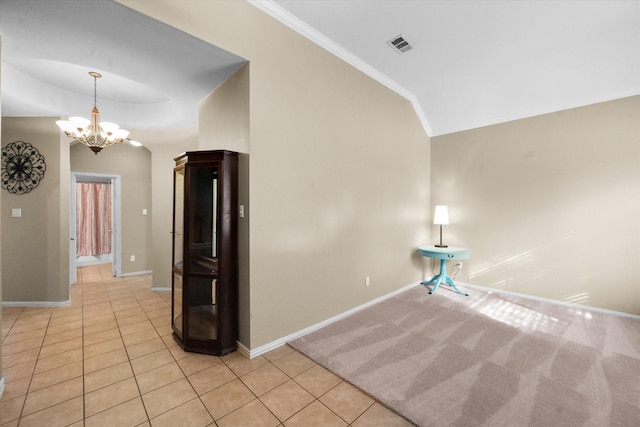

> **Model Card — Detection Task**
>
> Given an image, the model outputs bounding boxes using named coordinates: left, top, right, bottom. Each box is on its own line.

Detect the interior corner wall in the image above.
left=121, top=0, right=431, bottom=349
left=432, top=96, right=640, bottom=315
left=144, top=129, right=198, bottom=290
left=1, top=117, right=70, bottom=303
left=70, top=143, right=152, bottom=276
left=198, top=63, right=250, bottom=346
left=199, top=63, right=250, bottom=154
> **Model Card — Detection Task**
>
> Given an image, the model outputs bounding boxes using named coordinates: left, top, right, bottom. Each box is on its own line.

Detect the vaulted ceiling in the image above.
left=265, top=0, right=640, bottom=136
left=1, top=0, right=638, bottom=139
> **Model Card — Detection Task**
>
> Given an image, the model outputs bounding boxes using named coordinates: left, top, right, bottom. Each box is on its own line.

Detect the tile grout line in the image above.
left=20, top=309, right=51, bottom=425
left=16, top=309, right=53, bottom=423
left=80, top=271, right=87, bottom=425
left=130, top=274, right=177, bottom=425
left=89, top=268, right=155, bottom=423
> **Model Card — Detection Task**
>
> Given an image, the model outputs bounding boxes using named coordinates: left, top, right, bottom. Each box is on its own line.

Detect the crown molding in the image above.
left=248, top=0, right=433, bottom=137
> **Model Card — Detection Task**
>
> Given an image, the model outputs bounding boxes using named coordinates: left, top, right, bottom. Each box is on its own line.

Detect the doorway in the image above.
left=70, top=172, right=122, bottom=284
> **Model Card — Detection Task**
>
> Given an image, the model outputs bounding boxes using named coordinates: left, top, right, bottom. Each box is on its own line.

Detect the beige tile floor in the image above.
left=1, top=264, right=412, bottom=426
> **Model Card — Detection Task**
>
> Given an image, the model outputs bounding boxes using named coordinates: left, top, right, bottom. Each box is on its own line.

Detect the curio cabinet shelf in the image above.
left=172, top=150, right=238, bottom=356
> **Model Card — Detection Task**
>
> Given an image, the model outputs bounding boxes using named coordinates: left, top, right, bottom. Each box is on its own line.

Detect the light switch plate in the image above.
left=11, top=208, right=22, bottom=218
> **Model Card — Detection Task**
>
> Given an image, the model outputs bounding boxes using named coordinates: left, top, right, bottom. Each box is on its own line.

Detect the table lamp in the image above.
left=434, top=205, right=449, bottom=248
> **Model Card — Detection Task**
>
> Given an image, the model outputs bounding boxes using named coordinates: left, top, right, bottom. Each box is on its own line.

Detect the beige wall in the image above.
left=432, top=96, right=640, bottom=315
left=142, top=128, right=198, bottom=289
left=122, top=0, right=431, bottom=349
left=199, top=63, right=250, bottom=154
left=198, top=64, right=251, bottom=344
left=71, top=143, right=152, bottom=275
left=1, top=117, right=70, bottom=303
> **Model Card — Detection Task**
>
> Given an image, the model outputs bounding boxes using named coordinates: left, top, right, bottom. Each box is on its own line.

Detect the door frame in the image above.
left=70, top=172, right=122, bottom=284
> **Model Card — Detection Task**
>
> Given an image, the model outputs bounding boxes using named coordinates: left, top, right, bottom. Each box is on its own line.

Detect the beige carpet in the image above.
left=289, top=285, right=640, bottom=426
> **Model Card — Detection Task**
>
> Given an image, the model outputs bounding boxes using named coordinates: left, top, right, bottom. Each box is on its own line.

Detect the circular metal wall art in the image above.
left=1, top=141, right=47, bottom=194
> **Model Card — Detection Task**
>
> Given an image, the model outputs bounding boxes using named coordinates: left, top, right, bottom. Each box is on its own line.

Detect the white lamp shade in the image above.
left=99, top=122, right=120, bottom=134
left=433, top=205, right=449, bottom=225
left=55, top=120, right=75, bottom=133
left=112, top=128, right=130, bottom=140
left=69, top=116, right=91, bottom=129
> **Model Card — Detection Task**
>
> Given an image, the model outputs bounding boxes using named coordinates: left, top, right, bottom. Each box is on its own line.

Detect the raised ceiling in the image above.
left=1, top=1, right=638, bottom=138
left=0, top=0, right=246, bottom=132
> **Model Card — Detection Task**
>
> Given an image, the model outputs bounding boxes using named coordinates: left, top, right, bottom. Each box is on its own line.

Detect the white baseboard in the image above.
left=151, top=287, right=171, bottom=293
left=121, top=270, right=152, bottom=277
left=244, top=281, right=421, bottom=359
left=2, top=300, right=71, bottom=308
left=236, top=341, right=251, bottom=358
left=77, top=254, right=113, bottom=267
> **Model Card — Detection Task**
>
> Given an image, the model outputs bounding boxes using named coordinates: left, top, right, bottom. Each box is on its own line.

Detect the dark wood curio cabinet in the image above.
left=172, top=150, right=238, bottom=356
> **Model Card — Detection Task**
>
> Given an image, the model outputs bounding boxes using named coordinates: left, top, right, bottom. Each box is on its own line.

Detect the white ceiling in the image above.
left=264, top=0, right=640, bottom=136
left=1, top=0, right=638, bottom=138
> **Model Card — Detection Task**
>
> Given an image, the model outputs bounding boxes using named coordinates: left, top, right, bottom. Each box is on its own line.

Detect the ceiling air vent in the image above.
left=387, top=34, right=412, bottom=54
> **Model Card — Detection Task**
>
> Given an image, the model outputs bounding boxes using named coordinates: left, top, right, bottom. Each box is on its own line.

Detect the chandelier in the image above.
left=56, top=71, right=131, bottom=155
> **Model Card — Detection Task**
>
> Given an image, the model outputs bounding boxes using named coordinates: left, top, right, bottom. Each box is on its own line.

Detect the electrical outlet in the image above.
left=455, top=262, right=462, bottom=269
left=130, top=255, right=135, bottom=262
left=365, top=276, right=370, bottom=287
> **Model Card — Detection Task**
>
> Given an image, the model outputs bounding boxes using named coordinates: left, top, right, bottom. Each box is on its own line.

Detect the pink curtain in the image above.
left=77, top=183, right=112, bottom=256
